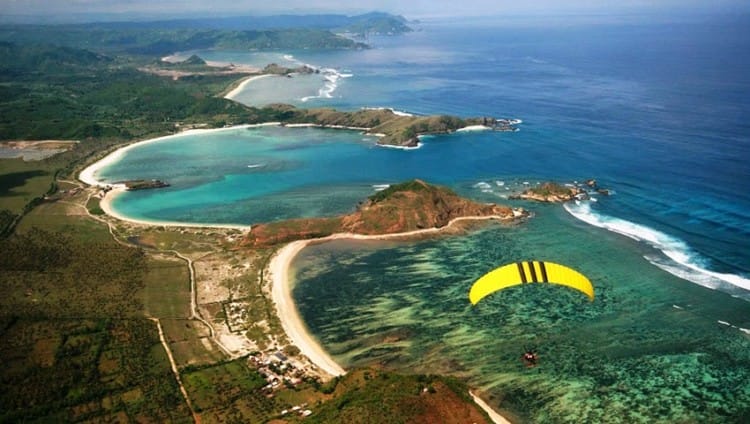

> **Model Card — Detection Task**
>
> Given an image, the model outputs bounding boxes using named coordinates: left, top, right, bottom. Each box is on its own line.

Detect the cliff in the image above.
left=243, top=180, right=524, bottom=247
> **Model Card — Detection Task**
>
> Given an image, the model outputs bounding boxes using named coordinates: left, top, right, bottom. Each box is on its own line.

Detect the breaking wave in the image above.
left=564, top=201, right=750, bottom=296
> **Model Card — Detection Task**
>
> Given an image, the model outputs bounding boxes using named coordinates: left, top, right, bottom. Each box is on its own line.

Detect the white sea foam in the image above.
left=457, top=125, right=492, bottom=132
left=376, top=142, right=423, bottom=150
left=372, top=184, right=390, bottom=191
left=247, top=163, right=265, bottom=169
left=564, top=201, right=750, bottom=294
left=495, top=181, right=505, bottom=187
left=300, top=66, right=351, bottom=102
left=473, top=181, right=492, bottom=190
left=362, top=107, right=415, bottom=117
left=718, top=320, right=731, bottom=326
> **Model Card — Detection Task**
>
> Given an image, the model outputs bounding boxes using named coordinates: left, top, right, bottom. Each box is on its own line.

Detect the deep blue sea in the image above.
left=93, top=13, right=750, bottom=422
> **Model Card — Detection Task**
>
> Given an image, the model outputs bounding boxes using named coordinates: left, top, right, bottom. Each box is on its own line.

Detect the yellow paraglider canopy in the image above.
left=469, top=261, right=594, bottom=305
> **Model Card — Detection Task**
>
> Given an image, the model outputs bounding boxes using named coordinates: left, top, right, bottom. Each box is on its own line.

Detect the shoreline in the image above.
left=78, top=123, right=290, bottom=231
left=78, top=121, right=384, bottom=231
left=97, top=187, right=253, bottom=231
left=268, top=215, right=516, bottom=422
left=224, top=74, right=275, bottom=100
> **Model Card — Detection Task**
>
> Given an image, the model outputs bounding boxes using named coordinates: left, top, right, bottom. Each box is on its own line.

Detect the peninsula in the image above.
left=246, top=179, right=528, bottom=247
left=247, top=104, right=520, bottom=148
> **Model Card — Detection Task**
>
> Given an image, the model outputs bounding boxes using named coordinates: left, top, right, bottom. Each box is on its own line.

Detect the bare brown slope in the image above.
left=243, top=179, right=522, bottom=247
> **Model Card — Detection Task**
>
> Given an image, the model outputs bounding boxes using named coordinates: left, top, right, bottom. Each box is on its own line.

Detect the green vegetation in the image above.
left=0, top=228, right=145, bottom=318
left=307, top=369, right=490, bottom=424
left=0, top=26, right=366, bottom=55
left=0, top=157, right=56, bottom=214
left=0, top=227, right=191, bottom=421
left=0, top=42, right=251, bottom=141
left=182, top=360, right=280, bottom=421
left=527, top=182, right=573, bottom=197
left=336, top=12, right=413, bottom=36
left=368, top=179, right=440, bottom=203
left=143, top=257, right=191, bottom=319
left=263, top=105, right=480, bottom=146
left=0, top=318, right=191, bottom=422
left=161, top=319, right=224, bottom=368
left=86, top=195, right=105, bottom=215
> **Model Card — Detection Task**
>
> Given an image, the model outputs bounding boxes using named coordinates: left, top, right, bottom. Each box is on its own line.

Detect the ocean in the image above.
left=93, top=13, right=750, bottom=422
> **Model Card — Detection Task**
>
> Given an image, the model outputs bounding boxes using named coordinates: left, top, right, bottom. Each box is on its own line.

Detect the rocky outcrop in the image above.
left=123, top=179, right=170, bottom=191
left=511, top=182, right=583, bottom=202
left=341, top=180, right=517, bottom=234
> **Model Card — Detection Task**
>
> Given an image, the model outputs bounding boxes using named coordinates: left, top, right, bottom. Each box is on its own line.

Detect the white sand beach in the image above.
left=224, top=74, right=274, bottom=100
left=95, top=186, right=253, bottom=231
left=471, top=391, right=512, bottom=424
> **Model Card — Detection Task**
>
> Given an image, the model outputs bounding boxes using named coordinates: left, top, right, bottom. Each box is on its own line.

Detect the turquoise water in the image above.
left=293, top=209, right=750, bottom=422
left=94, top=14, right=750, bottom=421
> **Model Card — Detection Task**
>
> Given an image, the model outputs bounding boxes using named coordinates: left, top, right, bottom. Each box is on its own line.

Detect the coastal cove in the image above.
left=76, top=14, right=750, bottom=423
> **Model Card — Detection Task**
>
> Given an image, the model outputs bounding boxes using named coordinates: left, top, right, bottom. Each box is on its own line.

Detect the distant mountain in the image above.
left=29, top=12, right=414, bottom=35
left=0, top=27, right=368, bottom=55
left=0, top=42, right=110, bottom=75
left=334, top=12, right=412, bottom=36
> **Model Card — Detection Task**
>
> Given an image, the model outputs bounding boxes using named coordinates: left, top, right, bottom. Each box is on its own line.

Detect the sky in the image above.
left=1, top=0, right=748, bottom=21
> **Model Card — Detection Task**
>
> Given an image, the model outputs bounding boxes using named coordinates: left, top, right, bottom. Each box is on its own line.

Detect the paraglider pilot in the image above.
left=522, top=349, right=538, bottom=367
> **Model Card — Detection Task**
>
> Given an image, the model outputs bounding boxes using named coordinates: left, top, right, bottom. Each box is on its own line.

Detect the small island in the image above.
left=122, top=179, right=170, bottom=191
left=510, top=180, right=611, bottom=202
